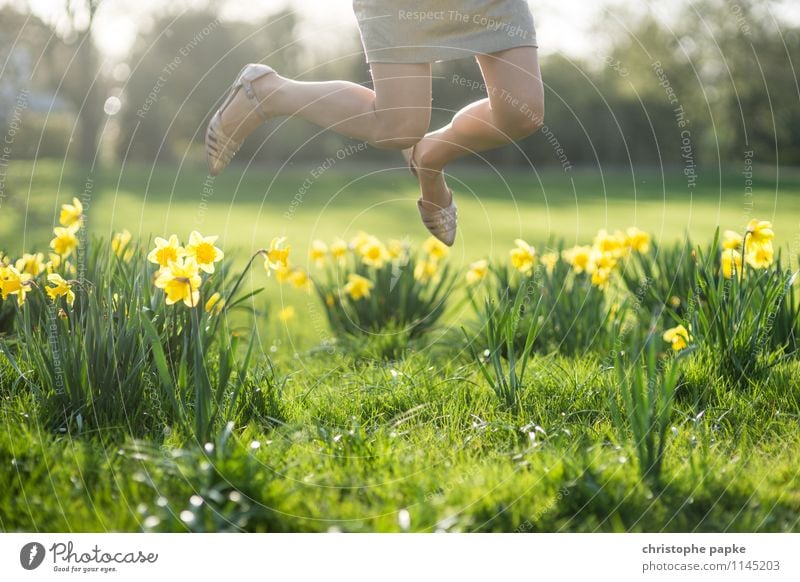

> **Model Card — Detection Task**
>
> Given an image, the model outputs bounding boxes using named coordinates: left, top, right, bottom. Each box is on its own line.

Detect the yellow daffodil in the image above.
left=745, top=241, right=774, bottom=269
left=349, top=231, right=372, bottom=253
left=466, top=259, right=489, bottom=285
left=745, top=219, right=774, bottom=247
left=721, top=248, right=743, bottom=279
left=45, top=273, right=75, bottom=306
left=360, top=237, right=390, bottom=268
left=184, top=231, right=224, bottom=274
left=154, top=258, right=202, bottom=307
left=274, top=264, right=292, bottom=283
left=50, top=225, right=80, bottom=258
left=590, top=268, right=613, bottom=290
left=594, top=229, right=627, bottom=258
left=413, top=259, right=439, bottom=283
left=0, top=265, right=32, bottom=305
left=204, top=292, right=225, bottom=315
left=45, top=253, right=62, bottom=274
left=625, top=227, right=650, bottom=253
left=562, top=245, right=592, bottom=274
left=330, top=238, right=348, bottom=264
left=540, top=252, right=558, bottom=274
left=111, top=229, right=132, bottom=257
left=263, top=237, right=291, bottom=273
left=722, top=230, right=743, bottom=251
left=147, top=235, right=184, bottom=268
left=510, top=239, right=536, bottom=274
left=423, top=236, right=449, bottom=260
left=387, top=239, right=408, bottom=260
left=59, top=197, right=83, bottom=228
left=663, top=324, right=691, bottom=351
left=278, top=305, right=296, bottom=322
left=288, top=268, right=311, bottom=290
left=344, top=273, right=374, bottom=300
left=15, top=253, right=45, bottom=277
left=309, top=240, right=328, bottom=267
left=325, top=293, right=336, bottom=307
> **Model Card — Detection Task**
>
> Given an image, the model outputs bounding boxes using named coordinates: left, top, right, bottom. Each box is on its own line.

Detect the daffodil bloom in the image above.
left=325, top=293, right=336, bottom=307
left=0, top=265, right=32, bottom=305
left=344, top=273, right=374, bottom=300
left=274, top=264, right=292, bottom=283
left=562, top=245, right=592, bottom=274
left=593, top=229, right=627, bottom=258
left=147, top=235, right=184, bottom=268
left=721, top=248, right=743, bottom=279
left=588, top=248, right=618, bottom=278
left=722, top=230, right=743, bottom=251
left=204, top=292, right=225, bottom=314
left=414, top=259, right=439, bottom=283
left=278, top=305, right=296, bottom=322
left=112, top=229, right=132, bottom=257
left=466, top=259, right=489, bottom=285
left=745, top=241, right=774, bottom=269
left=590, top=268, right=613, bottom=290
left=423, top=236, right=449, bottom=260
left=45, top=253, right=62, bottom=274
left=663, top=324, right=691, bottom=351
left=510, top=239, right=536, bottom=274
left=360, top=237, right=390, bottom=268
left=387, top=239, right=408, bottom=260
left=288, top=268, right=310, bottom=290
left=59, top=197, right=83, bottom=228
left=263, top=237, right=291, bottom=273
left=625, top=227, right=650, bottom=253
left=50, top=225, right=80, bottom=258
left=45, top=273, right=75, bottom=306
left=184, top=231, right=224, bottom=274
left=15, top=253, right=45, bottom=277
left=309, top=240, right=328, bottom=267
left=745, top=219, right=774, bottom=247
left=349, top=231, right=372, bottom=253
left=154, top=258, right=202, bottom=307
left=540, top=252, right=558, bottom=274
left=330, top=238, right=348, bottom=264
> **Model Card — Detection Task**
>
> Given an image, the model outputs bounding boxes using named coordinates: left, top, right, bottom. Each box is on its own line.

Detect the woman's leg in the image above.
left=412, top=47, right=544, bottom=209
left=219, top=63, right=432, bottom=150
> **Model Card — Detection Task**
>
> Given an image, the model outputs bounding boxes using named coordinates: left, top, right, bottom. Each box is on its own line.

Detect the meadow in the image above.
left=0, top=160, right=799, bottom=532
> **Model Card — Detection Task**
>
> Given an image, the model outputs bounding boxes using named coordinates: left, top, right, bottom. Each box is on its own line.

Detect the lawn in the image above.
left=1, top=160, right=799, bottom=532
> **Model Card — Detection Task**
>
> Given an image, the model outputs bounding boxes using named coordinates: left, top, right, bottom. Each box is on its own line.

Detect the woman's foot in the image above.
left=404, top=139, right=458, bottom=246
left=218, top=72, right=281, bottom=143
left=206, top=64, right=279, bottom=176
left=408, top=137, right=453, bottom=210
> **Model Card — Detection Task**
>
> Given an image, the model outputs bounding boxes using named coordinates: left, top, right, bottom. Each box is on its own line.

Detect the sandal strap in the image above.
left=242, top=78, right=269, bottom=122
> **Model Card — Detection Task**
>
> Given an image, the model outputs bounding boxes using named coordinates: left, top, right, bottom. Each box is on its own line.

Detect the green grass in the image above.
left=2, top=350, right=799, bottom=532
left=1, top=160, right=799, bottom=532
left=4, top=159, right=800, bottom=264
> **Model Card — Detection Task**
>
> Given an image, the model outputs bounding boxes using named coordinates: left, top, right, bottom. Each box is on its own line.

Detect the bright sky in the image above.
left=17, top=0, right=800, bottom=63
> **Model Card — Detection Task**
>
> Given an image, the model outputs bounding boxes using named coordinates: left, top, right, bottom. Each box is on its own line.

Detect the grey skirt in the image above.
left=352, top=0, right=537, bottom=63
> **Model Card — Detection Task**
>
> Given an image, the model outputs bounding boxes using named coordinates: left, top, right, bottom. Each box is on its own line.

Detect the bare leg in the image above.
left=219, top=63, right=432, bottom=150
left=413, top=47, right=544, bottom=208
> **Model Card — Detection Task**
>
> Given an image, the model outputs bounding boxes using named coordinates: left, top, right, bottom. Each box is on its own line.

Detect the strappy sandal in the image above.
left=402, top=144, right=458, bottom=247
left=205, top=63, right=276, bottom=176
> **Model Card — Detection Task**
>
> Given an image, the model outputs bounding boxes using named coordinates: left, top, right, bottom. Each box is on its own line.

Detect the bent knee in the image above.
left=495, top=102, right=544, bottom=139
left=372, top=114, right=429, bottom=150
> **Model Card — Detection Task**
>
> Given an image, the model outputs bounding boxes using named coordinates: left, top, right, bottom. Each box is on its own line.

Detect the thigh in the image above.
left=476, top=47, right=544, bottom=122
left=370, top=62, right=432, bottom=125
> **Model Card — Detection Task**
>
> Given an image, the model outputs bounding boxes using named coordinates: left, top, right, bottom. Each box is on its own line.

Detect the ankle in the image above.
left=413, top=140, right=445, bottom=174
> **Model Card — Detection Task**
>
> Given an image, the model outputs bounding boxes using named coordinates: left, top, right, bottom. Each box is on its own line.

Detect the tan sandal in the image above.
left=205, top=63, right=276, bottom=176
left=402, top=145, right=458, bottom=247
